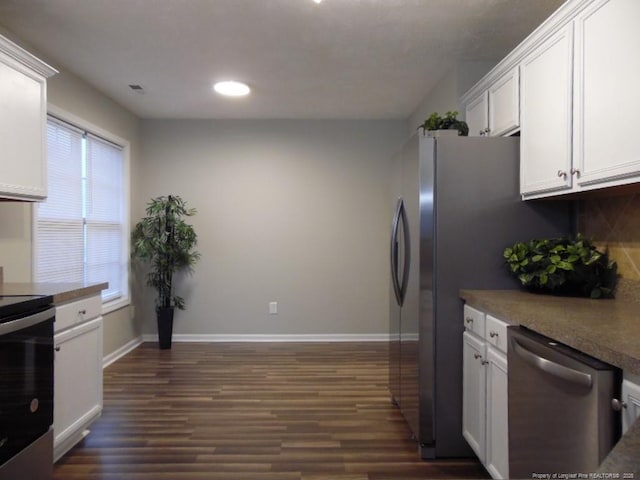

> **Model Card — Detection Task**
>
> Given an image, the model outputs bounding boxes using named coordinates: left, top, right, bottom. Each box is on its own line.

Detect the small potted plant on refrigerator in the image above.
left=419, top=111, right=469, bottom=136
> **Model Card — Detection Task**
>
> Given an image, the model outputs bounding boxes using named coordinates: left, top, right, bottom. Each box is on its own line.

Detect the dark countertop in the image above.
left=459, top=289, right=640, bottom=375
left=460, top=289, right=640, bottom=476
left=0, top=282, right=108, bottom=305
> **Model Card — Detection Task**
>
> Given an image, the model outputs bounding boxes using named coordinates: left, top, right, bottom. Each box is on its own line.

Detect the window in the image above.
left=35, top=114, right=129, bottom=308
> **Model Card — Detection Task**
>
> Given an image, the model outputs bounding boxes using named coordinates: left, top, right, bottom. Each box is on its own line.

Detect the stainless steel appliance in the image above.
left=508, top=327, right=619, bottom=477
left=389, top=133, right=571, bottom=458
left=0, top=295, right=55, bottom=480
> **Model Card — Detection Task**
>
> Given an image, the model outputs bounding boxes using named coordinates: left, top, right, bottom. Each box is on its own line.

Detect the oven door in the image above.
left=0, top=307, right=54, bottom=465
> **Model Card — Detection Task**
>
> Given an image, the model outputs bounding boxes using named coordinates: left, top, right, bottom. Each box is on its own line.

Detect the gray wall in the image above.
left=137, top=119, right=406, bottom=337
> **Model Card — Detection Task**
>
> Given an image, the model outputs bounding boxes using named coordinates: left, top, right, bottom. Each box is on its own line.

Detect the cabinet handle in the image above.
left=570, top=168, right=580, bottom=177
left=79, top=309, right=87, bottom=315
left=484, top=128, right=491, bottom=135
left=489, top=331, right=498, bottom=338
left=557, top=170, right=567, bottom=179
left=473, top=353, right=482, bottom=360
left=611, top=399, right=627, bottom=411
left=465, top=317, right=474, bottom=324
left=481, top=360, right=489, bottom=365
left=55, top=345, right=61, bottom=352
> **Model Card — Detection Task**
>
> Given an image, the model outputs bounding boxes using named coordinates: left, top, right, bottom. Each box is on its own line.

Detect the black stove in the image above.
left=0, top=293, right=55, bottom=478
left=0, top=295, right=53, bottom=321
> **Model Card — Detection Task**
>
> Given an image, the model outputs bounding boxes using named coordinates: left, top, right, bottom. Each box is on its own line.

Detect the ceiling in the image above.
left=0, top=0, right=565, bottom=120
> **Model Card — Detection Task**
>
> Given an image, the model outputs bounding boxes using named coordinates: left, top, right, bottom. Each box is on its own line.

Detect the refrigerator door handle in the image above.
left=512, top=337, right=593, bottom=388
left=398, top=199, right=410, bottom=304
left=390, top=198, right=403, bottom=306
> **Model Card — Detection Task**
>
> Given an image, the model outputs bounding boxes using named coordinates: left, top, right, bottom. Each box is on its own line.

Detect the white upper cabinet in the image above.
left=465, top=91, right=489, bottom=137
left=520, top=25, right=574, bottom=196
left=461, top=0, right=640, bottom=199
left=0, top=35, right=57, bottom=201
left=488, top=67, right=520, bottom=137
left=573, top=0, right=640, bottom=187
left=462, top=67, right=519, bottom=137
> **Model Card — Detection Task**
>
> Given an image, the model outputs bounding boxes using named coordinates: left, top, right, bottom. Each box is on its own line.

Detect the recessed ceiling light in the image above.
left=313, top=0, right=322, bottom=3
left=213, top=81, right=250, bottom=97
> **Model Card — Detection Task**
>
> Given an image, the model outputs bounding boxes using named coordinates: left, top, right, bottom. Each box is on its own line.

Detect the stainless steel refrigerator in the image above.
left=389, top=132, right=572, bottom=459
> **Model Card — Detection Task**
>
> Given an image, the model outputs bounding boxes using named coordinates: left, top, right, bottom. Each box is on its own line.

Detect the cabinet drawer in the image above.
left=464, top=305, right=485, bottom=337
left=55, top=295, right=102, bottom=332
left=486, top=315, right=509, bottom=353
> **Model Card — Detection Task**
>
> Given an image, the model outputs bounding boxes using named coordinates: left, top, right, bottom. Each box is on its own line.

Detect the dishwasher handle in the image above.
left=512, top=337, right=593, bottom=388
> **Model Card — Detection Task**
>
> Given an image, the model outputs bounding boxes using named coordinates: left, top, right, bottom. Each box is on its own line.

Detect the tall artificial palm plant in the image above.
left=131, top=195, right=200, bottom=348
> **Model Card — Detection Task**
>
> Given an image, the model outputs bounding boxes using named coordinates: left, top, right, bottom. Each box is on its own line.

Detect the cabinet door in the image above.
left=621, top=378, right=640, bottom=435
left=486, top=347, right=509, bottom=480
left=465, top=91, right=489, bottom=137
left=488, top=67, right=520, bottom=137
left=54, top=317, right=103, bottom=461
left=0, top=48, right=48, bottom=200
left=520, top=24, right=574, bottom=196
left=462, top=331, right=486, bottom=462
left=573, top=0, right=640, bottom=187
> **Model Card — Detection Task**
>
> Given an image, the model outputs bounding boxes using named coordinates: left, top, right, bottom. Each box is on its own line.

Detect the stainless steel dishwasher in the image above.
left=508, top=327, right=620, bottom=478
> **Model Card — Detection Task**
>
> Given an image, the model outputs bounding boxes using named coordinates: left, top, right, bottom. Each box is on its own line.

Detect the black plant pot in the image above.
left=156, top=307, right=175, bottom=349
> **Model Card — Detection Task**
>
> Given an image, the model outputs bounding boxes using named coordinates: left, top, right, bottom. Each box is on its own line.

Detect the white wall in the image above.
left=137, top=119, right=406, bottom=337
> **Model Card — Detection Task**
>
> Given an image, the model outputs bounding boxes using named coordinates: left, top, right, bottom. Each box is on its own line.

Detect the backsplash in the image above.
left=578, top=193, right=640, bottom=281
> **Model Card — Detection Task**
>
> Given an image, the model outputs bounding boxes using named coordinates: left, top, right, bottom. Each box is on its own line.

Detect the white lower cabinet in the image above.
left=621, top=372, right=640, bottom=435
left=485, top=346, right=508, bottom=479
left=54, top=296, right=103, bottom=462
left=463, top=330, right=486, bottom=462
left=462, top=305, right=509, bottom=479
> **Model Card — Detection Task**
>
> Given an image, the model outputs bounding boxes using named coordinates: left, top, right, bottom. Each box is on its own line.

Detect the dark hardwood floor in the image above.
left=54, top=342, right=488, bottom=480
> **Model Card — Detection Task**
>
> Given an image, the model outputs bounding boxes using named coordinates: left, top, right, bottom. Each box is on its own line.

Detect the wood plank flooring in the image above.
left=53, top=342, right=488, bottom=480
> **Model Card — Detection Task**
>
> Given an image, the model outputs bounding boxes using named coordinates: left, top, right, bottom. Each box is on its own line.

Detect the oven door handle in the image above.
left=0, top=307, right=55, bottom=335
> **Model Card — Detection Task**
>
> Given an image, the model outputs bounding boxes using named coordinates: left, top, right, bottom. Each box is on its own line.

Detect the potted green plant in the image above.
left=419, top=111, right=469, bottom=136
left=503, top=234, right=617, bottom=298
left=131, top=195, right=200, bottom=349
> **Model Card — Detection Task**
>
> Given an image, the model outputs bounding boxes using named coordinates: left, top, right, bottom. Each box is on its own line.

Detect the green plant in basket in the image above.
left=419, top=111, right=469, bottom=136
left=503, top=234, right=618, bottom=299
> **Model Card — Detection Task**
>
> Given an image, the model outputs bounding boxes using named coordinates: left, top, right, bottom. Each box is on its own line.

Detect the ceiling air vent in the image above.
left=128, top=84, right=144, bottom=94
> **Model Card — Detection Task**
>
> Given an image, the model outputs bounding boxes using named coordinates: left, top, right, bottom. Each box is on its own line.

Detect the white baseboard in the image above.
left=103, top=336, right=144, bottom=368
left=141, top=333, right=390, bottom=343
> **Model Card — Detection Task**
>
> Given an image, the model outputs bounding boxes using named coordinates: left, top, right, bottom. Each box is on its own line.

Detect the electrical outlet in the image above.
left=269, top=301, right=278, bottom=315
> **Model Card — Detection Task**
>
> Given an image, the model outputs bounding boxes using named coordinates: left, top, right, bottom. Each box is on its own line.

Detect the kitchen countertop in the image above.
left=0, top=282, right=108, bottom=305
left=460, top=288, right=640, bottom=476
left=459, top=289, right=640, bottom=375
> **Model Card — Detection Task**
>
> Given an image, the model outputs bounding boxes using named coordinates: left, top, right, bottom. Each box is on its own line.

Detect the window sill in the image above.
left=102, top=296, right=131, bottom=316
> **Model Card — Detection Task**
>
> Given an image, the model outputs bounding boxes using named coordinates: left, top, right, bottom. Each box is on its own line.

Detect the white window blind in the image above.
left=36, top=117, right=126, bottom=303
